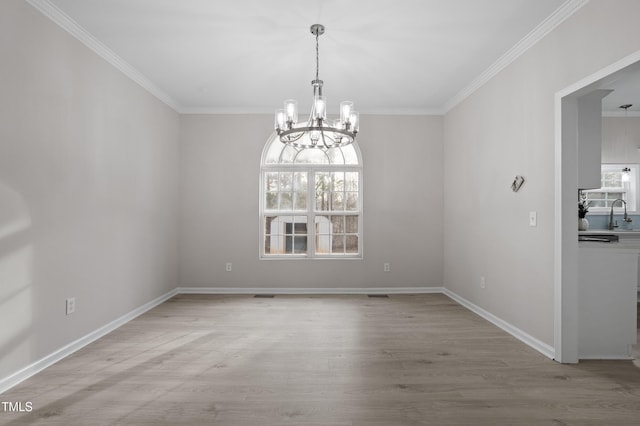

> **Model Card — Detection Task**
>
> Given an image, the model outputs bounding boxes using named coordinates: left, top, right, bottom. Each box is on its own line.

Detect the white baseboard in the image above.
left=442, top=288, right=555, bottom=359
left=177, top=286, right=444, bottom=295
left=178, top=286, right=555, bottom=359
left=1, top=285, right=556, bottom=395
left=0, top=288, right=178, bottom=395
left=577, top=355, right=633, bottom=361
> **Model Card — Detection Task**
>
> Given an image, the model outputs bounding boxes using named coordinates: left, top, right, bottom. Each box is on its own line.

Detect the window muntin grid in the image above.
left=315, top=215, right=359, bottom=255
left=264, top=172, right=308, bottom=212
left=315, top=172, right=359, bottom=212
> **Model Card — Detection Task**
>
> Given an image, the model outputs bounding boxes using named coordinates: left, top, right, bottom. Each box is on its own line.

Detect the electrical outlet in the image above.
left=225, top=262, right=232, bottom=272
left=480, top=276, right=486, bottom=289
left=383, top=262, right=391, bottom=272
left=529, top=211, right=537, bottom=227
left=66, top=298, right=76, bottom=315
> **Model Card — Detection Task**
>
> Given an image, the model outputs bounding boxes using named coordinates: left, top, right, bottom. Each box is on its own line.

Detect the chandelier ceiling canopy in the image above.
left=275, top=24, right=359, bottom=149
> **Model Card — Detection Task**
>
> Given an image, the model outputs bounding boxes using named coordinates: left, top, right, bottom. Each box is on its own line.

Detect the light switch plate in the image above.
left=529, top=211, right=537, bottom=227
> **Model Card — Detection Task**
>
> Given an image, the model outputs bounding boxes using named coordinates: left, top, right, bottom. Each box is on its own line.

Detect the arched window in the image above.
left=260, top=134, right=363, bottom=259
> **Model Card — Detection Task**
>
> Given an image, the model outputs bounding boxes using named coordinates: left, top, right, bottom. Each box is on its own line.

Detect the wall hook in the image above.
left=511, top=175, right=525, bottom=192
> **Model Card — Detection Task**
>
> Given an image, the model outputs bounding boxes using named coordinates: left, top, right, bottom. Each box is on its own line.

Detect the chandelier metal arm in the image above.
left=278, top=126, right=356, bottom=140
left=278, top=123, right=357, bottom=149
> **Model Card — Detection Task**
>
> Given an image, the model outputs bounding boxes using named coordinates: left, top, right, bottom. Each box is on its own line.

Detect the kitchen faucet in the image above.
left=608, top=198, right=633, bottom=230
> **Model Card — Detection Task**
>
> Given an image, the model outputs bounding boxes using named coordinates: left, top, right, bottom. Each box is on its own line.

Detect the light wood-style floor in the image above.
left=2, top=294, right=640, bottom=425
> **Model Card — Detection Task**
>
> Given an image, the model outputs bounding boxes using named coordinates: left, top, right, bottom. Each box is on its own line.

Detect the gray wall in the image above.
left=0, top=0, right=180, bottom=380
left=179, top=114, right=444, bottom=289
left=444, top=0, right=640, bottom=346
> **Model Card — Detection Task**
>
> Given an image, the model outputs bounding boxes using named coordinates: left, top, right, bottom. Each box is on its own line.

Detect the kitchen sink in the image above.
left=578, top=234, right=619, bottom=242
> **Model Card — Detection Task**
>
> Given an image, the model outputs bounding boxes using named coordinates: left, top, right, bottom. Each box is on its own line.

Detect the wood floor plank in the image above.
left=1, top=294, right=639, bottom=425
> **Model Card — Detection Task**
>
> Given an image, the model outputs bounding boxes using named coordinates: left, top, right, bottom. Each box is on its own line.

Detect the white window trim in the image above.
left=259, top=136, right=363, bottom=260
left=584, top=163, right=639, bottom=215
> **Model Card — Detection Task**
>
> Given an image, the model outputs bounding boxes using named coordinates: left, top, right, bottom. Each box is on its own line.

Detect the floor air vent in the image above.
left=368, top=294, right=389, bottom=298
left=254, top=294, right=275, bottom=298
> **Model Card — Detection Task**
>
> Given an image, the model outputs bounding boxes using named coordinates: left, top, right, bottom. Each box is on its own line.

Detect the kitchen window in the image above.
left=582, top=163, right=639, bottom=214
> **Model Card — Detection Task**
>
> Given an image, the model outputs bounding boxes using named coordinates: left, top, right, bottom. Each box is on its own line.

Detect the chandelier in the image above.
left=274, top=24, right=359, bottom=149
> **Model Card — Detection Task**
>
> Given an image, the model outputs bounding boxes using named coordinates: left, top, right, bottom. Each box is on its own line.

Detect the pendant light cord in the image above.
left=315, top=31, right=320, bottom=82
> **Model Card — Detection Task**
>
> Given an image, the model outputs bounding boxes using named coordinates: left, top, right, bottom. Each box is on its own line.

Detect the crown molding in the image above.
left=25, top=0, right=589, bottom=117
left=443, top=0, right=590, bottom=113
left=179, top=106, right=445, bottom=116
left=25, top=0, right=183, bottom=112
left=357, top=107, right=446, bottom=116
left=180, top=106, right=285, bottom=115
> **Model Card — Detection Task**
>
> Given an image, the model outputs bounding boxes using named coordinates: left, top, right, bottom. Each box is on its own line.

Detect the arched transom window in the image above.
left=260, top=134, right=363, bottom=259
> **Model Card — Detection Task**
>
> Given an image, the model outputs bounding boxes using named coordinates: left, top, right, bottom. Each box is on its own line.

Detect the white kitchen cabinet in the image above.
left=578, top=244, right=638, bottom=359
left=577, top=89, right=612, bottom=189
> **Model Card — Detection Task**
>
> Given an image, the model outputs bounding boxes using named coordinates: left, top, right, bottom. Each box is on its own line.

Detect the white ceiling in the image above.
left=35, top=0, right=592, bottom=114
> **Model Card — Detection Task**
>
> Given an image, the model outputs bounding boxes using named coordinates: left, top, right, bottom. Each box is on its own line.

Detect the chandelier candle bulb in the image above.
left=349, top=111, right=359, bottom=132
left=314, top=96, right=327, bottom=121
left=340, top=101, right=353, bottom=123
left=284, top=99, right=298, bottom=126
left=275, top=109, right=285, bottom=132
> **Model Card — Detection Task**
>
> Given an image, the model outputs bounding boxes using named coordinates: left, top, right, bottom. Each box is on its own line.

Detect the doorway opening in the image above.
left=556, top=51, right=640, bottom=363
